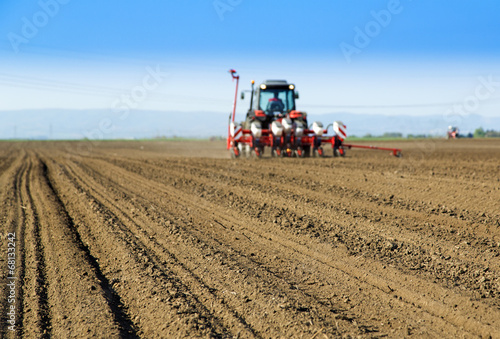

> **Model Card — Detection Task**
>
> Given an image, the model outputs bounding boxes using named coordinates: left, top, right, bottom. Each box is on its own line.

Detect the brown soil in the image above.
left=1, top=138, right=499, bottom=338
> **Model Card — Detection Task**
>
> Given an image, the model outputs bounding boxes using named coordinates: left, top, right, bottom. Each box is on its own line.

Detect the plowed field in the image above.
left=1, top=139, right=499, bottom=338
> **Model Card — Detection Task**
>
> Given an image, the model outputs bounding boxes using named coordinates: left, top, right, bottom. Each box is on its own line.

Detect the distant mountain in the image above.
left=1, top=109, right=499, bottom=139
left=0, top=109, right=230, bottom=140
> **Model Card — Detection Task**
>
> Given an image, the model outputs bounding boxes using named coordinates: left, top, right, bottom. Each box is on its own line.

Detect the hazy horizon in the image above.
left=1, top=1, right=499, bottom=137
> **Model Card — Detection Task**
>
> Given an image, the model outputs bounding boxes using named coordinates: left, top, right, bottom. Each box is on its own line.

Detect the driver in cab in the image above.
left=266, top=92, right=284, bottom=114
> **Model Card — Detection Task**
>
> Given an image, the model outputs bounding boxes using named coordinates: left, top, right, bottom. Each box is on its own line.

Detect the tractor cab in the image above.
left=242, top=80, right=299, bottom=127
left=256, top=80, right=297, bottom=115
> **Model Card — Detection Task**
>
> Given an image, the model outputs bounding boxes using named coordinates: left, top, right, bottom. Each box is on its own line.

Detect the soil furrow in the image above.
left=98, top=154, right=500, bottom=308
left=65, top=157, right=356, bottom=337
left=136, top=155, right=499, bottom=239
left=25, top=154, right=122, bottom=338
left=44, top=156, right=235, bottom=338
left=2, top=139, right=499, bottom=338
left=101, top=153, right=498, bottom=244
left=74, top=154, right=500, bottom=337
left=19, top=157, right=52, bottom=338
left=127, top=152, right=499, bottom=224
left=0, top=152, right=17, bottom=179
left=0, top=153, right=26, bottom=338
left=38, top=158, right=140, bottom=338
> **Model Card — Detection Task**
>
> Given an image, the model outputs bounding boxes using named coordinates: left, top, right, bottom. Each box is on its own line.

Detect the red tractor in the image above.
left=227, top=70, right=402, bottom=158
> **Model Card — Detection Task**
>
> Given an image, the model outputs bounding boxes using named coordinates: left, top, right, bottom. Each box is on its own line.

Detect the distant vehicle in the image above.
left=447, top=126, right=473, bottom=139
left=447, top=126, right=459, bottom=139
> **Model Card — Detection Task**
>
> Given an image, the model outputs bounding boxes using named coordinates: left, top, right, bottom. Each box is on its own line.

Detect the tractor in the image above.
left=227, top=70, right=402, bottom=158
left=227, top=71, right=327, bottom=158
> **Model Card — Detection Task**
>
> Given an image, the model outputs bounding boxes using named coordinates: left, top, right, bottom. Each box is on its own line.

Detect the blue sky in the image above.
left=0, top=0, right=499, bottom=118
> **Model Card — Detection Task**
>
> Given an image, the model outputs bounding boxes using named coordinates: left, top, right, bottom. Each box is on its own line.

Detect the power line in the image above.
left=300, top=99, right=500, bottom=110
left=0, top=73, right=230, bottom=105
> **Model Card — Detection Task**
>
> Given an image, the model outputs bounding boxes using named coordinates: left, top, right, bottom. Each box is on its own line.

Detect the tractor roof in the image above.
left=261, top=80, right=296, bottom=89
left=263, top=80, right=289, bottom=86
